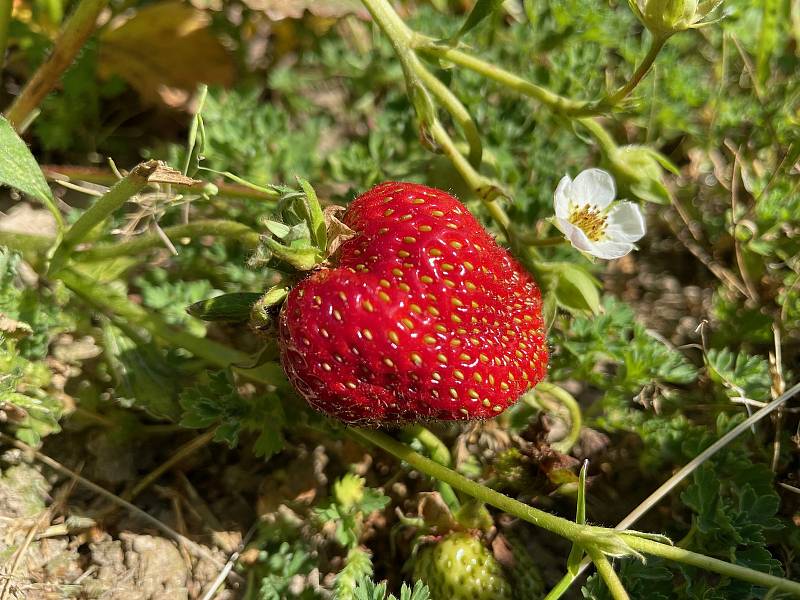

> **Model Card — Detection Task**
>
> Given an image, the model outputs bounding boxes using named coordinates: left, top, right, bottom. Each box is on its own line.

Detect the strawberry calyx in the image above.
left=188, top=178, right=354, bottom=330
left=249, top=177, right=355, bottom=274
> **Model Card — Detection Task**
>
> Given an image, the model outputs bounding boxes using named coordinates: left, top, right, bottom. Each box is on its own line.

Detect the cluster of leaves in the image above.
left=0, top=250, right=66, bottom=444
left=179, top=370, right=286, bottom=459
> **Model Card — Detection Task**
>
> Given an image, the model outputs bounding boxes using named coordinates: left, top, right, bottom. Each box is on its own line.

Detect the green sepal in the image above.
left=261, top=237, right=321, bottom=271
left=250, top=285, right=291, bottom=331
left=537, top=261, right=601, bottom=315
left=296, top=177, right=327, bottom=252
left=186, top=292, right=263, bottom=322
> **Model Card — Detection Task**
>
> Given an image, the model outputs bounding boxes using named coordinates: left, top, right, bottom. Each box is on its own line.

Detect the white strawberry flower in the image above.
left=553, top=168, right=646, bottom=260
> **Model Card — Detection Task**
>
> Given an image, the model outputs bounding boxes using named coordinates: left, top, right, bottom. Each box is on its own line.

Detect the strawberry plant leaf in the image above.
left=0, top=116, right=62, bottom=229
left=179, top=371, right=286, bottom=459
left=452, top=0, right=505, bottom=42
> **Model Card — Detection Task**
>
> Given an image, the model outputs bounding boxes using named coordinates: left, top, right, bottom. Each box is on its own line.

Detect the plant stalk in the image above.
left=4, top=0, right=109, bottom=130
left=57, top=268, right=287, bottom=388
left=536, top=381, right=582, bottom=453
left=0, top=0, right=13, bottom=72
left=607, top=35, right=668, bottom=105
left=75, top=220, right=261, bottom=262
left=352, top=428, right=800, bottom=596
left=415, top=41, right=592, bottom=116
left=587, top=548, right=630, bottom=600
left=48, top=160, right=159, bottom=274
left=401, top=424, right=460, bottom=511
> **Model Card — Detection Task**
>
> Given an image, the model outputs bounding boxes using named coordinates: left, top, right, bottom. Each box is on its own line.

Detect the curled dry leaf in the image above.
left=98, top=2, right=235, bottom=109
left=242, top=0, right=369, bottom=21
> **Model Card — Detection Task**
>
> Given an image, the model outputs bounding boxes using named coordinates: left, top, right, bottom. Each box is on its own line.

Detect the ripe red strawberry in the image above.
left=279, top=181, right=547, bottom=424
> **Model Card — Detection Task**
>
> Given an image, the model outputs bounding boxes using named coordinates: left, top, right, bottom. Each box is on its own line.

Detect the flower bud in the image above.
left=629, top=0, right=723, bottom=37
left=605, top=145, right=677, bottom=205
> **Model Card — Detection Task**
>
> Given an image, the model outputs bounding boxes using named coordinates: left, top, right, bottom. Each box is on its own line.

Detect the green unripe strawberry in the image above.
left=412, top=532, right=512, bottom=600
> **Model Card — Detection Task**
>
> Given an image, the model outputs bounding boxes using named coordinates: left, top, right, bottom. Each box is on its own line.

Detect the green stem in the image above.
left=536, top=381, right=582, bottom=453
left=577, top=117, right=618, bottom=156
left=351, top=428, right=800, bottom=596
left=607, top=35, right=668, bottom=105
left=75, top=220, right=261, bottom=262
left=48, top=161, right=159, bottom=275
left=415, top=65, right=482, bottom=167
left=402, top=424, right=452, bottom=466
left=0, top=0, right=13, bottom=72
left=620, top=535, right=800, bottom=594
left=57, top=268, right=286, bottom=388
left=523, top=235, right=568, bottom=247
left=360, top=0, right=510, bottom=237
left=415, top=41, right=592, bottom=116
left=428, top=119, right=511, bottom=236
left=401, top=424, right=460, bottom=511
left=543, top=571, right=580, bottom=600
left=43, top=164, right=280, bottom=202
left=587, top=548, right=630, bottom=600
left=4, top=0, right=108, bottom=130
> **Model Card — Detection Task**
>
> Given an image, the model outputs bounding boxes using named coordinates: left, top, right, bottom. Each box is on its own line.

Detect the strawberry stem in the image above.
left=586, top=547, right=630, bottom=600
left=352, top=428, right=800, bottom=596
left=534, top=382, right=583, bottom=453
left=401, top=425, right=461, bottom=511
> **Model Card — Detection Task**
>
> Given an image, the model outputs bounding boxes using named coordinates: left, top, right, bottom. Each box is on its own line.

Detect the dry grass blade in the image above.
left=563, top=380, right=800, bottom=588
left=0, top=433, right=244, bottom=587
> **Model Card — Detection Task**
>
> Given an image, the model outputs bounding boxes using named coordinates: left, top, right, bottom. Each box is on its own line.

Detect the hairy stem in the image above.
left=536, top=381, right=583, bottom=453
left=607, top=35, right=668, bottom=105
left=4, top=0, right=108, bottom=130
left=401, top=424, right=461, bottom=510
left=360, top=0, right=510, bottom=236
left=75, top=220, right=261, bottom=262
left=415, top=41, right=592, bottom=116
left=57, top=268, right=286, bottom=388
left=415, top=65, right=482, bottom=168
left=587, top=549, right=630, bottom=600
left=352, top=428, right=800, bottom=595
left=48, top=161, right=159, bottom=274
left=428, top=119, right=511, bottom=235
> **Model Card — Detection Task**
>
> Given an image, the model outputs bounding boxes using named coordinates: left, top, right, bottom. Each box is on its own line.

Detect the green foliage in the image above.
left=135, top=268, right=219, bottom=337
left=3, top=0, right=799, bottom=597
left=186, top=86, right=326, bottom=185
left=315, top=474, right=390, bottom=548
left=179, top=371, right=286, bottom=459
left=334, top=547, right=374, bottom=600
left=0, top=116, right=61, bottom=226
left=553, top=296, right=697, bottom=398
left=250, top=540, right=318, bottom=600
left=706, top=348, right=772, bottom=402
left=348, top=577, right=430, bottom=600
left=0, top=250, right=64, bottom=444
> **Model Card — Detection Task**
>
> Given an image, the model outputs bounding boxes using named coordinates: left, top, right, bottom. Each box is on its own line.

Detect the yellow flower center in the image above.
left=568, top=203, right=608, bottom=242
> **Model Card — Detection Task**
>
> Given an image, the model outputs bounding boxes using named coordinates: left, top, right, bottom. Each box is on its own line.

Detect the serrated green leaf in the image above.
left=0, top=116, right=62, bottom=229
left=452, top=0, right=505, bottom=41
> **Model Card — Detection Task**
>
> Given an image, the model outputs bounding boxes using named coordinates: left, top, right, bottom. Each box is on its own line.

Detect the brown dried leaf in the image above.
left=0, top=313, right=33, bottom=339
left=147, top=163, right=204, bottom=188
left=242, top=0, right=368, bottom=20
left=98, top=2, right=235, bottom=109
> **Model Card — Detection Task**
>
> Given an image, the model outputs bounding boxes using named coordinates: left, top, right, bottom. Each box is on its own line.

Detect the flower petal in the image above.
left=588, top=239, right=635, bottom=259
left=554, top=174, right=573, bottom=218
left=555, top=217, right=595, bottom=253
left=571, top=168, right=616, bottom=209
left=606, top=201, right=646, bottom=243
